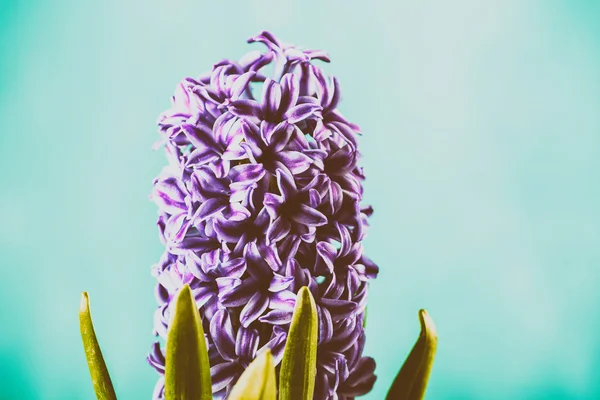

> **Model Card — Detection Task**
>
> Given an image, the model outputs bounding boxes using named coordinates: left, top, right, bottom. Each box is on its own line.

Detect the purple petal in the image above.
left=278, top=151, right=313, bottom=174
left=275, top=169, right=297, bottom=199
left=269, top=123, right=293, bottom=152
left=238, top=50, right=262, bottom=68
left=326, top=76, right=342, bottom=110
left=337, top=357, right=350, bottom=384
left=239, top=292, right=269, bottom=327
left=210, top=309, right=237, bottom=361
left=305, top=49, right=331, bottom=62
left=187, top=148, right=219, bottom=166
left=153, top=304, right=169, bottom=339
left=318, top=306, right=334, bottom=344
left=320, top=298, right=357, bottom=321
left=291, top=204, right=328, bottom=227
left=247, top=31, right=282, bottom=51
left=230, top=71, right=256, bottom=99
left=297, top=95, right=321, bottom=106
left=182, top=122, right=218, bottom=150
left=308, top=189, right=321, bottom=209
left=314, top=372, right=333, bottom=400
left=222, top=143, right=246, bottom=161
left=259, top=309, right=293, bottom=325
left=268, top=273, right=294, bottom=292
left=312, top=66, right=329, bottom=102
left=329, top=121, right=358, bottom=149
left=192, top=284, right=215, bottom=308
left=313, top=119, right=332, bottom=142
left=348, top=356, right=376, bottom=383
left=215, top=276, right=242, bottom=295
left=214, top=217, right=247, bottom=242
left=361, top=204, right=374, bottom=217
left=262, top=244, right=283, bottom=271
left=221, top=203, right=250, bottom=221
left=360, top=255, right=379, bottom=279
left=152, top=175, right=187, bottom=215
left=172, top=235, right=216, bottom=253
left=330, top=320, right=360, bottom=352
left=193, top=197, right=228, bottom=223
left=220, top=257, right=246, bottom=278
left=278, top=235, right=301, bottom=263
left=193, top=83, right=221, bottom=105
left=211, top=112, right=236, bottom=145
left=210, top=65, right=230, bottom=97
left=337, top=222, right=353, bottom=257
left=152, top=377, right=165, bottom=399
left=316, top=241, right=336, bottom=274
left=263, top=193, right=284, bottom=219
left=266, top=216, right=291, bottom=244
left=283, top=47, right=306, bottom=62
left=235, top=326, right=260, bottom=360
left=345, top=330, right=366, bottom=369
left=229, top=99, right=262, bottom=123
left=164, top=213, right=190, bottom=244
left=191, top=167, right=228, bottom=196
left=211, top=362, right=242, bottom=392
left=342, top=357, right=377, bottom=396
left=284, top=103, right=322, bottom=124
left=303, top=173, right=330, bottom=198
left=230, top=180, right=257, bottom=204
left=300, top=225, right=317, bottom=243
left=268, top=290, right=296, bottom=312
left=262, top=78, right=282, bottom=116
left=323, top=273, right=344, bottom=300
left=240, top=119, right=263, bottom=150
left=147, top=342, right=166, bottom=373
left=285, top=259, right=309, bottom=290
left=219, top=277, right=258, bottom=307
left=278, top=73, right=300, bottom=114
left=245, top=242, right=273, bottom=279
left=320, top=351, right=345, bottom=375
left=328, top=181, right=344, bottom=214
left=298, top=63, right=312, bottom=96
left=231, top=163, right=267, bottom=185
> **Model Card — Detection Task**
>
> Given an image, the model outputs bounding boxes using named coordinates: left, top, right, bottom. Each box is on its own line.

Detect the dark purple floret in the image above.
left=149, top=31, right=379, bottom=400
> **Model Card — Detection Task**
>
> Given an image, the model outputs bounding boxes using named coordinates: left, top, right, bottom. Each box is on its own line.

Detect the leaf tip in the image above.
left=418, top=309, right=437, bottom=341
left=297, top=286, right=316, bottom=310
left=80, top=292, right=89, bottom=314
left=176, top=284, right=193, bottom=307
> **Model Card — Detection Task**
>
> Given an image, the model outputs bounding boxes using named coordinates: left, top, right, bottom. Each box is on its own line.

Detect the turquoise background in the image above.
left=1, top=0, right=599, bottom=399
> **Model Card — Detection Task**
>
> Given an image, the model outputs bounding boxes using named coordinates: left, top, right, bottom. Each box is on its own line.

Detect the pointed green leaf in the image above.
left=79, top=292, right=117, bottom=400
left=386, top=309, right=438, bottom=400
left=278, top=286, right=318, bottom=400
left=229, top=349, right=276, bottom=400
left=165, top=285, right=212, bottom=400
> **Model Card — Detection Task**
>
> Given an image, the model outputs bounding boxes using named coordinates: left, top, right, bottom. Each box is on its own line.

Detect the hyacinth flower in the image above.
left=148, top=30, right=382, bottom=399
left=78, top=31, right=438, bottom=400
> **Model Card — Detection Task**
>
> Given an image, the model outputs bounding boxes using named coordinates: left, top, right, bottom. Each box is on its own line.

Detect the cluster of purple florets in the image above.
left=147, top=31, right=379, bottom=400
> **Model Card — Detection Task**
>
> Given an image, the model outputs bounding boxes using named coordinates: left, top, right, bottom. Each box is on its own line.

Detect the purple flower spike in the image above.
left=149, top=31, right=378, bottom=400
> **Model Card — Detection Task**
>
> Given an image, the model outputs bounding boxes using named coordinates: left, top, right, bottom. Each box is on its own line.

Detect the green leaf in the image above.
left=278, top=286, right=318, bottom=400
left=79, top=292, right=117, bottom=400
left=165, top=285, right=212, bottom=400
left=386, top=309, right=438, bottom=400
left=228, top=349, right=276, bottom=400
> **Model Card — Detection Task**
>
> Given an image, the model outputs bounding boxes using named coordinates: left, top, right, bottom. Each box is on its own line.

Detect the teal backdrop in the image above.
left=1, top=0, right=599, bottom=399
